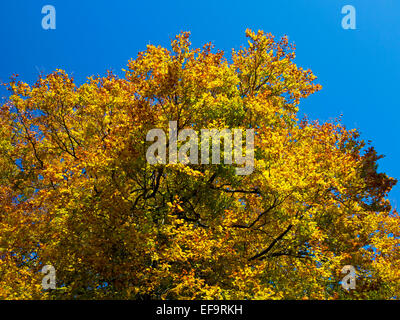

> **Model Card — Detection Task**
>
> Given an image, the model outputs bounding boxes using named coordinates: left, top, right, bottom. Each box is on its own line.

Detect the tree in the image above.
left=0, top=30, right=398, bottom=300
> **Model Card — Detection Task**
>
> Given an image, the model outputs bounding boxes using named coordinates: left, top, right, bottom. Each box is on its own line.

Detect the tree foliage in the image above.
left=0, top=30, right=398, bottom=299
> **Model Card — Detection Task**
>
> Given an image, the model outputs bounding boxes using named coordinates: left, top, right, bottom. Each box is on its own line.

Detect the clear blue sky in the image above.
left=0, top=0, right=399, bottom=207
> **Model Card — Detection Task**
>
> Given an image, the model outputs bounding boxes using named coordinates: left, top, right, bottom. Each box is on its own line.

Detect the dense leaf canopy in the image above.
left=0, top=30, right=398, bottom=299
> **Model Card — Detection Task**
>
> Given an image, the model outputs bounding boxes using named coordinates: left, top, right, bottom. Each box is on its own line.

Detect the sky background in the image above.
left=0, top=0, right=399, bottom=207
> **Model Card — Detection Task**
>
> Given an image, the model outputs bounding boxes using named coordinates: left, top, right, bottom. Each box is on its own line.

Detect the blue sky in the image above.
left=0, top=0, right=399, bottom=207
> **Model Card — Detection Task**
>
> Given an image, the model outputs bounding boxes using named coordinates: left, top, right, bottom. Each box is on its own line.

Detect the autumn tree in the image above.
left=0, top=30, right=398, bottom=300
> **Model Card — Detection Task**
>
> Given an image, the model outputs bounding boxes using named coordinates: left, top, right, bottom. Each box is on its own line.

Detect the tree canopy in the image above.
left=0, top=30, right=398, bottom=299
